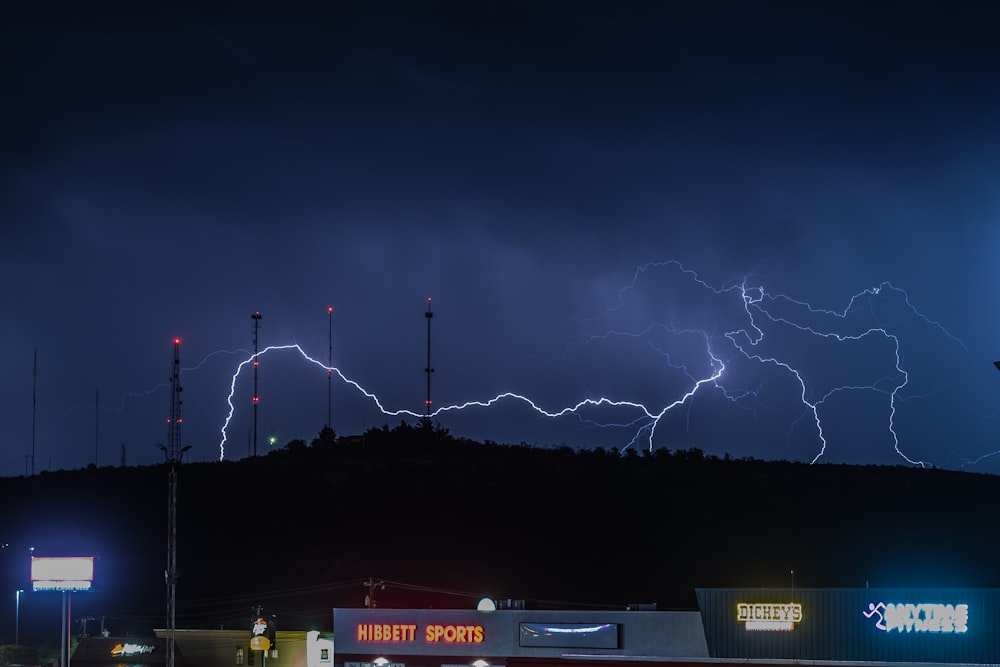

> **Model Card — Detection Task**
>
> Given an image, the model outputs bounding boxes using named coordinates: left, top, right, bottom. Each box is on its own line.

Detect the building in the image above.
left=73, top=631, right=333, bottom=667
left=333, top=607, right=706, bottom=667
left=333, top=588, right=1000, bottom=667
left=76, top=588, right=1000, bottom=667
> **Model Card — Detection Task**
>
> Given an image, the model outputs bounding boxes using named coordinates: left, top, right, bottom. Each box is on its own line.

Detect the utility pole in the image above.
left=362, top=577, right=384, bottom=609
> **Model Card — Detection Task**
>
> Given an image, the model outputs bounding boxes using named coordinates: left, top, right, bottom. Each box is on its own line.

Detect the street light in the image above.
left=15, top=589, right=22, bottom=645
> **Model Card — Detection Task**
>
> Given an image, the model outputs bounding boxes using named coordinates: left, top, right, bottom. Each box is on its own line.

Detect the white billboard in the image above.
left=30, top=556, right=95, bottom=591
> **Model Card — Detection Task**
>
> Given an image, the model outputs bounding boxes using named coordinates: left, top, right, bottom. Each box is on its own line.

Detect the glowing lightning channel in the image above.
left=219, top=345, right=418, bottom=460
left=216, top=261, right=965, bottom=467
left=217, top=339, right=724, bottom=461
left=725, top=278, right=963, bottom=466
left=534, top=260, right=965, bottom=465
left=61, top=348, right=252, bottom=419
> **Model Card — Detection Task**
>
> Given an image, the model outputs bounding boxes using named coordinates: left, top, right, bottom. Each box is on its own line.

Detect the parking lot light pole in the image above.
left=15, top=589, right=22, bottom=645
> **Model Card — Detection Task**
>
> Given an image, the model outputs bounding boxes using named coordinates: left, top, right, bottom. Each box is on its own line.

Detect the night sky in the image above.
left=4, top=1, right=1000, bottom=478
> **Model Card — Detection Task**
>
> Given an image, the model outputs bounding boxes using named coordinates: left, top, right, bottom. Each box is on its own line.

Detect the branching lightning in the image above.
left=215, top=261, right=967, bottom=467
left=61, top=349, right=251, bottom=418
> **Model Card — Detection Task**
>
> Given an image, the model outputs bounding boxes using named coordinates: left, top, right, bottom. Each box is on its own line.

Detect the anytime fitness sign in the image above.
left=863, top=601, right=969, bottom=634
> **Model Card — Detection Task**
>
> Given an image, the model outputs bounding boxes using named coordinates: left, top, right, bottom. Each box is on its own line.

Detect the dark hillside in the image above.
left=1, top=423, right=998, bottom=645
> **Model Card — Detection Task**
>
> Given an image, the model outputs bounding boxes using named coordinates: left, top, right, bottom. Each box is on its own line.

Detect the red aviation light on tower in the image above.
left=173, top=338, right=181, bottom=346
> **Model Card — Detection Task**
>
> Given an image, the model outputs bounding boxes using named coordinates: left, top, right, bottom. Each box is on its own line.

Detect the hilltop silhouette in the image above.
left=2, top=421, right=998, bottom=646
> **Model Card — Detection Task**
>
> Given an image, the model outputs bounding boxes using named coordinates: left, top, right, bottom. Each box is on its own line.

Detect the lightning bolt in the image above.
left=61, top=348, right=251, bottom=418
left=216, top=261, right=965, bottom=467
left=553, top=261, right=964, bottom=464
left=733, top=277, right=967, bottom=465
left=219, top=345, right=422, bottom=460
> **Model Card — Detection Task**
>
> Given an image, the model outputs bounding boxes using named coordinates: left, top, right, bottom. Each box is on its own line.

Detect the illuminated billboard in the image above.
left=30, top=556, right=95, bottom=591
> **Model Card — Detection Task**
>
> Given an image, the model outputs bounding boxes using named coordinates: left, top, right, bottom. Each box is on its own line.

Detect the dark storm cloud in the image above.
left=3, top=1, right=1000, bottom=476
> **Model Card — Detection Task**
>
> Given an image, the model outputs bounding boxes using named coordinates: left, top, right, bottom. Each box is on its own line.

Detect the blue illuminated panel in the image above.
left=697, top=588, right=993, bottom=664
left=519, top=622, right=619, bottom=649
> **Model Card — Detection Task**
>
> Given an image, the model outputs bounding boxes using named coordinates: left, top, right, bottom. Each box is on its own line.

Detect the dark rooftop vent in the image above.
left=497, top=599, right=525, bottom=610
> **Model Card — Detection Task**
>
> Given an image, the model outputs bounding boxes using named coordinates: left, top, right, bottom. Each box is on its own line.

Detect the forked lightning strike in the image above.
left=218, top=343, right=721, bottom=460
left=217, top=261, right=966, bottom=467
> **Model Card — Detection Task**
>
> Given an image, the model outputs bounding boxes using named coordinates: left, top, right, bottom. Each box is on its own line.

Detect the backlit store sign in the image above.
left=110, top=643, right=155, bottom=657
left=736, top=603, right=803, bottom=631
left=863, top=602, right=969, bottom=634
left=357, top=623, right=485, bottom=644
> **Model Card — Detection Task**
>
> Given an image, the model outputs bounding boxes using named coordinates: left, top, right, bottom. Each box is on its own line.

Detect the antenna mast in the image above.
left=31, top=348, right=37, bottom=477
left=95, top=386, right=100, bottom=466
left=164, top=337, right=184, bottom=667
left=424, top=298, right=434, bottom=420
left=327, top=306, right=333, bottom=429
left=252, top=311, right=262, bottom=457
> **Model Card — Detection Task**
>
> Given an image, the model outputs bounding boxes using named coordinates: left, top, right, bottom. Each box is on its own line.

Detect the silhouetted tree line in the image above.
left=2, top=421, right=999, bottom=641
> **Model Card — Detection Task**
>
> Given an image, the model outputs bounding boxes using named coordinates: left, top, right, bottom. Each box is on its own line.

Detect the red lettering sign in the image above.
left=355, top=623, right=484, bottom=644
left=424, top=625, right=485, bottom=644
left=356, top=624, right=417, bottom=642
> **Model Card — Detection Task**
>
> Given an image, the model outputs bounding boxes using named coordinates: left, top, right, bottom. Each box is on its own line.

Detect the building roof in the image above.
left=72, top=636, right=185, bottom=667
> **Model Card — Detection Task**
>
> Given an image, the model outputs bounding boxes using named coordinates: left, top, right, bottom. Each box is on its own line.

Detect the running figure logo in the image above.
left=863, top=602, right=886, bottom=631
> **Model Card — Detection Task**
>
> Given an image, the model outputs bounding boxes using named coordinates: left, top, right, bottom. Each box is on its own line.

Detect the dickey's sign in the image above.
left=357, top=623, right=486, bottom=645
left=736, top=602, right=803, bottom=631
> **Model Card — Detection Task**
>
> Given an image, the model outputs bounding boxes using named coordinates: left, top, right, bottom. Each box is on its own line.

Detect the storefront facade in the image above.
left=89, top=589, right=1000, bottom=667
left=334, top=589, right=1000, bottom=667
left=331, top=608, right=708, bottom=667
left=697, top=587, right=1000, bottom=664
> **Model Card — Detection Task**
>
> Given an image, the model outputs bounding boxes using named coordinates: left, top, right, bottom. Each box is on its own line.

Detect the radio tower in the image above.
left=31, top=348, right=37, bottom=476
left=424, top=298, right=434, bottom=422
left=327, top=306, right=333, bottom=429
left=162, top=337, right=187, bottom=667
left=252, top=312, right=261, bottom=457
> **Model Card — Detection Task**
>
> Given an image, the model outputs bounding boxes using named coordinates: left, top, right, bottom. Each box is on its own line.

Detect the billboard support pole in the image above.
left=61, top=591, right=71, bottom=667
